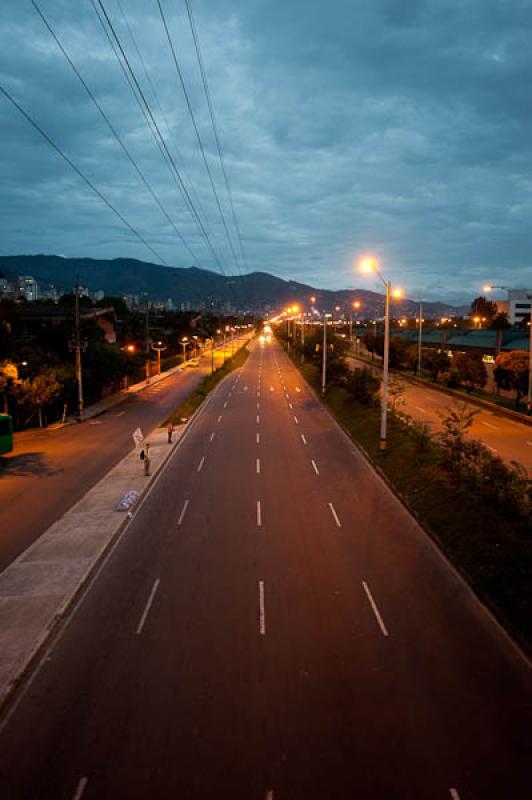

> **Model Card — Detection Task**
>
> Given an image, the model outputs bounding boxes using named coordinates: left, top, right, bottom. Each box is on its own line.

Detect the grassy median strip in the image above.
left=291, top=355, right=532, bottom=653
left=165, top=346, right=249, bottom=426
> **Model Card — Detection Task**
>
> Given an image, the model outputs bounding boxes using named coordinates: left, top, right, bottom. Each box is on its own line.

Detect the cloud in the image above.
left=0, top=0, right=531, bottom=302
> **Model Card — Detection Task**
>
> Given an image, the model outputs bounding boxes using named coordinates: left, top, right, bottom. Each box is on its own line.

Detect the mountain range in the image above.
left=0, top=255, right=468, bottom=318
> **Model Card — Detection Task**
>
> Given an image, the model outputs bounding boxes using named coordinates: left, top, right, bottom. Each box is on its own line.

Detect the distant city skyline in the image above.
left=1, top=0, right=531, bottom=304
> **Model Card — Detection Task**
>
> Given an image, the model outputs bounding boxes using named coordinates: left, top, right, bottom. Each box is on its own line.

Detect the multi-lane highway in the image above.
left=0, top=339, right=244, bottom=572
left=0, top=338, right=530, bottom=799
left=347, top=355, right=532, bottom=469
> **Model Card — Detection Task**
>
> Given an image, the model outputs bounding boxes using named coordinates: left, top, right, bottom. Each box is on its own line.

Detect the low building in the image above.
left=507, top=289, right=531, bottom=325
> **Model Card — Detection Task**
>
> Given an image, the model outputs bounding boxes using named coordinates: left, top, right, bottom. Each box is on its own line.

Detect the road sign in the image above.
left=132, top=427, right=144, bottom=449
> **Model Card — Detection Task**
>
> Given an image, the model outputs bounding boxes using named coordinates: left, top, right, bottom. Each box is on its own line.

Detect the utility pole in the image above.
left=69, top=276, right=87, bottom=421
left=417, top=301, right=423, bottom=376
left=380, top=281, right=391, bottom=452
left=321, top=311, right=328, bottom=395
left=144, top=298, right=151, bottom=382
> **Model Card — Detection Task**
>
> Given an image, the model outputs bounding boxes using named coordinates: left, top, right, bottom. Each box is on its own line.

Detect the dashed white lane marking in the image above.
left=114, top=410, right=125, bottom=417
left=259, top=580, right=266, bottom=635
left=228, top=392, right=232, bottom=397
left=481, top=420, right=499, bottom=430
left=328, top=502, right=342, bottom=528
left=177, top=499, right=190, bottom=526
left=270, top=386, right=274, bottom=391
left=217, top=415, right=222, bottom=423
left=311, top=459, right=320, bottom=475
left=362, top=581, right=389, bottom=637
left=256, top=458, right=261, bottom=475
left=415, top=405, right=427, bottom=413
left=289, top=402, right=293, bottom=409
left=197, top=455, right=205, bottom=472
left=73, top=778, right=88, bottom=800
left=223, top=401, right=228, bottom=409
left=209, top=432, right=215, bottom=442
left=136, top=578, right=161, bottom=635
left=301, top=433, right=307, bottom=445
left=449, top=790, right=461, bottom=800
left=244, top=385, right=248, bottom=391
left=265, top=792, right=273, bottom=800
left=257, top=500, right=262, bottom=527
left=293, top=416, right=299, bottom=424
left=296, top=387, right=300, bottom=392
left=256, top=433, right=260, bottom=444
left=257, top=415, right=260, bottom=424
left=486, top=445, right=498, bottom=453
left=527, top=441, right=532, bottom=447
left=257, top=401, right=260, bottom=409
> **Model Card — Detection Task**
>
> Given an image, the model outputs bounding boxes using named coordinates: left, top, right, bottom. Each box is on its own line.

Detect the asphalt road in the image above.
left=0, top=339, right=244, bottom=573
left=0, top=338, right=530, bottom=799
left=347, top=355, right=532, bottom=470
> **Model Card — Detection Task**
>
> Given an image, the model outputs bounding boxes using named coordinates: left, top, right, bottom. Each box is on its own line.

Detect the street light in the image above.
left=151, top=340, right=167, bottom=375
left=485, top=284, right=532, bottom=413
left=350, top=300, right=361, bottom=346
left=180, top=337, right=188, bottom=364
left=359, top=256, right=402, bottom=452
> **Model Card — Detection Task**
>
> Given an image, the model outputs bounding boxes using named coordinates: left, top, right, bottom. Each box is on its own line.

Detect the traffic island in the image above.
left=0, top=422, right=185, bottom=709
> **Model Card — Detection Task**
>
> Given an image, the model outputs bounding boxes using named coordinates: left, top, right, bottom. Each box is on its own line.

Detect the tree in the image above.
left=15, top=370, right=61, bottom=428
left=345, top=366, right=380, bottom=406
left=437, top=402, right=479, bottom=475
left=469, top=296, right=497, bottom=323
left=452, top=352, right=487, bottom=392
left=493, top=350, right=529, bottom=408
left=421, top=349, right=451, bottom=380
left=0, top=360, right=19, bottom=413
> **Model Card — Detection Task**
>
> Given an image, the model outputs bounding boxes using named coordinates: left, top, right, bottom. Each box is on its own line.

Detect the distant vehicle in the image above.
left=187, top=358, right=200, bottom=367
left=0, top=414, right=13, bottom=456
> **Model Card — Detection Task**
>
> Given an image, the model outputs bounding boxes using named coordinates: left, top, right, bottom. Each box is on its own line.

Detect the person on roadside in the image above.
left=167, top=422, right=174, bottom=444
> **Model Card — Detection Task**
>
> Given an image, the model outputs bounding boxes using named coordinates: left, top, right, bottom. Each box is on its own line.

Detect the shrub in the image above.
left=346, top=366, right=380, bottom=406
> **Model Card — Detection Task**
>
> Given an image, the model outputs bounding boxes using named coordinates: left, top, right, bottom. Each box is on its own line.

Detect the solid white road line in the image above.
left=362, top=581, right=389, bottom=637
left=328, top=502, right=342, bottom=528
left=217, top=415, right=222, bottom=423
left=449, top=790, right=461, bottom=800
left=256, top=458, right=261, bottom=475
left=256, top=433, right=260, bottom=444
left=257, top=500, right=262, bottom=527
left=481, top=421, right=499, bottom=430
left=301, top=433, right=307, bottom=445
left=259, top=580, right=266, bottom=635
left=209, top=432, right=216, bottom=442
left=177, top=499, right=190, bottom=526
left=73, top=777, right=88, bottom=800
left=311, top=459, right=320, bottom=475
left=197, top=455, right=205, bottom=472
left=293, top=416, right=299, bottom=424
left=136, top=578, right=161, bottom=635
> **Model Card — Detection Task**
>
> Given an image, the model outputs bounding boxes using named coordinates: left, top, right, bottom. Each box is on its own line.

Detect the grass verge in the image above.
left=291, top=352, right=532, bottom=654
left=165, top=346, right=249, bottom=426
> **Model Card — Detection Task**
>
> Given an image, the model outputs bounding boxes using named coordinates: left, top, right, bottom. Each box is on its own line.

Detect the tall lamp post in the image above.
left=417, top=301, right=423, bottom=376
left=151, top=340, right=167, bottom=375
left=180, top=337, right=188, bottom=364
left=360, top=257, right=402, bottom=452
left=350, top=300, right=361, bottom=346
left=485, top=284, right=532, bottom=413
left=321, top=311, right=332, bottom=395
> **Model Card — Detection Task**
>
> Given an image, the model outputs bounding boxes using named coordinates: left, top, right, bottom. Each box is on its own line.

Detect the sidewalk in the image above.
left=0, top=419, right=185, bottom=707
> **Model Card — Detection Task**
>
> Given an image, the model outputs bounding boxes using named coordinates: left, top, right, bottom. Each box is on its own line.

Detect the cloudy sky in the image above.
left=1, top=0, right=531, bottom=302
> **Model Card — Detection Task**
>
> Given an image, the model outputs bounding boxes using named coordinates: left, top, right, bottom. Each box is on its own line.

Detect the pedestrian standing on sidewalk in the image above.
left=167, top=422, right=174, bottom=444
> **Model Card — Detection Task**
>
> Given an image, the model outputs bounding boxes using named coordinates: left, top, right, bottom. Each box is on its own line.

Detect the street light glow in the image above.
left=392, top=288, right=402, bottom=299
left=359, top=257, right=376, bottom=273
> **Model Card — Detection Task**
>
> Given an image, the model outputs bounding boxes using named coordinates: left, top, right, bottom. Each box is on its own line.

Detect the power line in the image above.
left=156, top=0, right=242, bottom=276
left=184, top=0, right=249, bottom=274
left=31, top=0, right=200, bottom=265
left=0, top=82, right=167, bottom=265
left=93, top=0, right=228, bottom=275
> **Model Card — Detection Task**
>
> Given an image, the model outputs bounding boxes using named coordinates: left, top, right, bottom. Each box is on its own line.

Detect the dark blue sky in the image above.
left=1, top=0, right=531, bottom=302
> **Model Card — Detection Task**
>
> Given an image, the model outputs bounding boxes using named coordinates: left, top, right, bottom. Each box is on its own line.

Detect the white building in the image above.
left=507, top=289, right=532, bottom=325
left=18, top=276, right=40, bottom=302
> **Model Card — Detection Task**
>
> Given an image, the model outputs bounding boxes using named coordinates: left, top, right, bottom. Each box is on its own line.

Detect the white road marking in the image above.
left=301, top=433, right=307, bottom=445
left=481, top=421, right=499, bottom=430
left=177, top=499, right=190, bottom=526
left=265, top=792, right=273, bottom=800
left=415, top=405, right=427, bottom=413
left=296, top=387, right=300, bottom=392
left=486, top=445, right=498, bottom=453
left=257, top=415, right=260, bottom=424
left=328, top=502, right=342, bottom=528
left=224, top=401, right=228, bottom=409
left=136, top=578, right=161, bottom=635
left=270, top=386, right=274, bottom=391
left=114, top=410, right=125, bottom=417
left=217, top=415, right=222, bottom=423
left=311, top=459, right=320, bottom=475
left=257, top=401, right=260, bottom=409
left=256, top=458, right=261, bottom=475
left=228, top=392, right=232, bottom=397
left=73, top=778, right=88, bottom=800
left=362, top=581, right=389, bottom=637
left=197, top=455, right=205, bottom=472
left=449, top=791, right=461, bottom=800
left=256, top=433, right=260, bottom=444
left=259, top=580, right=266, bottom=635
left=257, top=500, right=262, bottom=527
left=527, top=441, right=532, bottom=447
left=293, top=416, right=299, bottom=424
left=209, top=432, right=215, bottom=442
left=244, top=385, right=248, bottom=391
left=289, top=402, right=293, bottom=409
